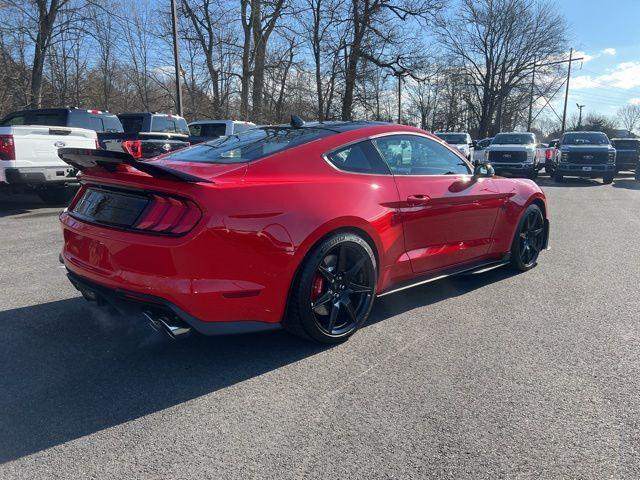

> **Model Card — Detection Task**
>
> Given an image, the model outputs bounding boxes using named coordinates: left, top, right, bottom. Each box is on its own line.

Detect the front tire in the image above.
left=285, top=232, right=377, bottom=343
left=510, top=204, right=545, bottom=272
left=553, top=173, right=564, bottom=183
left=602, top=175, right=614, bottom=184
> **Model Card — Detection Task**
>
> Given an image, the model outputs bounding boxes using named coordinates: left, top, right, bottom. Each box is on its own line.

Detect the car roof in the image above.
left=119, top=112, right=185, bottom=118
left=611, top=137, right=638, bottom=141
left=189, top=119, right=256, bottom=126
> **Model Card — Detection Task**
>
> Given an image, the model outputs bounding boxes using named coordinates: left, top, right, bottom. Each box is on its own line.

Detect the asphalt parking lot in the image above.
left=1, top=175, right=639, bottom=479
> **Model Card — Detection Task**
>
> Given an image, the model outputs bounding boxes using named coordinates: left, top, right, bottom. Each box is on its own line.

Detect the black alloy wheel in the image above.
left=510, top=204, right=545, bottom=271
left=286, top=233, right=376, bottom=343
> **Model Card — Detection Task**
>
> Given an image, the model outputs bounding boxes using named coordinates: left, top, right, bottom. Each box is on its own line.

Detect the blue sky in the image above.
left=551, top=0, right=640, bottom=120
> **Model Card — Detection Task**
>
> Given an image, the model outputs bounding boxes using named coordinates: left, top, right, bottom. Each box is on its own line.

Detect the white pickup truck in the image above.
left=0, top=125, right=97, bottom=203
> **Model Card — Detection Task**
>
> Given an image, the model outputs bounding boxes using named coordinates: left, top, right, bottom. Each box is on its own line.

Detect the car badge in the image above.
left=161, top=143, right=172, bottom=152
left=54, top=141, right=66, bottom=148
left=583, top=155, right=593, bottom=160
left=503, top=153, right=511, bottom=158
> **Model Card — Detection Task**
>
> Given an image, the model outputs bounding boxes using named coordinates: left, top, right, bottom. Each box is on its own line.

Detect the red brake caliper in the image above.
left=311, top=273, right=325, bottom=301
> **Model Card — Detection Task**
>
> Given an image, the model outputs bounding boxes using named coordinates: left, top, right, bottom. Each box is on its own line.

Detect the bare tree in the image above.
left=438, top=0, right=567, bottom=137
left=617, top=104, right=640, bottom=135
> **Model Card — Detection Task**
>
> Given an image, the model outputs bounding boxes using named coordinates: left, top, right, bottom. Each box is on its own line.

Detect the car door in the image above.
left=372, top=134, right=505, bottom=275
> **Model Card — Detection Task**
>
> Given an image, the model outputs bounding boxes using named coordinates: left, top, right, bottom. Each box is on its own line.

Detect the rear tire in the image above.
left=602, top=175, right=614, bottom=185
left=284, top=232, right=377, bottom=343
left=510, top=204, right=545, bottom=272
left=553, top=174, right=564, bottom=183
left=36, top=185, right=78, bottom=205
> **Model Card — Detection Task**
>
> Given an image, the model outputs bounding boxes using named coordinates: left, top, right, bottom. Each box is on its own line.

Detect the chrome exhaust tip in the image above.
left=143, top=311, right=192, bottom=339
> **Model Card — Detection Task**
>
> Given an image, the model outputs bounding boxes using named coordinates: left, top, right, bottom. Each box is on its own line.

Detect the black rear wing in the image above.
left=58, top=148, right=211, bottom=183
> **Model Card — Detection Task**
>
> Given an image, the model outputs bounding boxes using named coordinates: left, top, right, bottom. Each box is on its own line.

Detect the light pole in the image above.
left=170, top=0, right=183, bottom=116
left=576, top=103, right=585, bottom=129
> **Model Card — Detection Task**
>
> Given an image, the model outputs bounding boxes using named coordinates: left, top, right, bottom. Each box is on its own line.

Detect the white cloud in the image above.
left=573, top=50, right=594, bottom=63
left=629, top=98, right=640, bottom=106
left=601, top=48, right=617, bottom=56
left=572, top=61, right=640, bottom=90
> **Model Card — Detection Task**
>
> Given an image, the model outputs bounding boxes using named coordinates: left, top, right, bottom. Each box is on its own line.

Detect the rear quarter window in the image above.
left=119, top=116, right=145, bottom=134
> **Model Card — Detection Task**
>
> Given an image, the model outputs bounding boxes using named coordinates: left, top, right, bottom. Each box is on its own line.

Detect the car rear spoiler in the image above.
left=58, top=148, right=212, bottom=183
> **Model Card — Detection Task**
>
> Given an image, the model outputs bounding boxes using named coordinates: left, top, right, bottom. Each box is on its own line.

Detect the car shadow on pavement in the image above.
left=0, top=267, right=517, bottom=463
left=612, top=178, right=640, bottom=190
left=0, top=192, right=63, bottom=218
left=535, top=177, right=603, bottom=188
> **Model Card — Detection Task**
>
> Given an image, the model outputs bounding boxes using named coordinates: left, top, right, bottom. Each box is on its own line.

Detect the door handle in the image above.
left=406, top=194, right=431, bottom=206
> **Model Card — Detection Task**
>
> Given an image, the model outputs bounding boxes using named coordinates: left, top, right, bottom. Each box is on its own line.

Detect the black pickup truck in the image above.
left=610, top=138, right=639, bottom=173
left=0, top=108, right=190, bottom=159
left=553, top=131, right=616, bottom=184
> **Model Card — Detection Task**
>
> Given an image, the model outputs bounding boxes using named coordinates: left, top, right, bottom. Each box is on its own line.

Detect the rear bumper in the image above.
left=557, top=163, right=615, bottom=178
left=66, top=270, right=281, bottom=336
left=2, top=166, right=77, bottom=185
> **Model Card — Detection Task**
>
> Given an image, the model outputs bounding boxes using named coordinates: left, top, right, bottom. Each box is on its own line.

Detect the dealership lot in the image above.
left=1, top=177, right=639, bottom=479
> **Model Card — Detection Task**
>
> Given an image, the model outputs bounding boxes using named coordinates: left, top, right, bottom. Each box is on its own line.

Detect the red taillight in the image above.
left=545, top=149, right=552, bottom=160
left=95, top=139, right=101, bottom=150
left=0, top=134, right=15, bottom=160
left=122, top=139, right=143, bottom=159
left=134, top=194, right=201, bottom=234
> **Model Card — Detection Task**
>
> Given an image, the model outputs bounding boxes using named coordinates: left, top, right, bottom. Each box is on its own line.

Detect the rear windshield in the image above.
left=435, top=133, right=468, bottom=144
left=152, top=116, right=189, bottom=135
left=492, top=133, right=535, bottom=145
left=612, top=139, right=639, bottom=149
left=189, top=123, right=227, bottom=138
left=562, top=132, right=609, bottom=145
left=119, top=115, right=144, bottom=134
left=163, top=127, right=333, bottom=164
left=1, top=111, right=67, bottom=126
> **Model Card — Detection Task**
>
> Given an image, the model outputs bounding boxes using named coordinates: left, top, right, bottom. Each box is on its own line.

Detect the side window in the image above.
left=189, top=124, right=202, bottom=136
left=325, top=140, right=390, bottom=175
left=373, top=135, right=471, bottom=176
left=4, top=115, right=25, bottom=126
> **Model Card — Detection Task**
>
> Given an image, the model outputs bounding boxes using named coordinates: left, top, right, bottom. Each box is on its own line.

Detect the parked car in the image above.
left=104, top=112, right=191, bottom=158
left=58, top=120, right=549, bottom=343
left=610, top=138, right=639, bottom=173
left=434, top=132, right=474, bottom=160
left=0, top=122, right=97, bottom=203
left=472, top=137, right=493, bottom=164
left=484, top=132, right=541, bottom=179
left=553, top=131, right=616, bottom=184
left=544, top=139, right=560, bottom=175
left=188, top=120, right=256, bottom=144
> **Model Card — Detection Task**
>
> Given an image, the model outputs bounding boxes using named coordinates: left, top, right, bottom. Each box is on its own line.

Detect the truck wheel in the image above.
left=602, top=176, right=614, bottom=185
left=37, top=185, right=78, bottom=205
left=553, top=174, right=564, bottom=183
left=528, top=170, right=538, bottom=180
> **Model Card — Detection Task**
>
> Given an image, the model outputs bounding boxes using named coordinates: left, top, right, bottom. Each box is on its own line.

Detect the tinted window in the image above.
left=165, top=127, right=333, bottom=164
left=151, top=115, right=178, bottom=133
left=373, top=135, right=470, bottom=176
left=119, top=115, right=145, bottom=134
left=325, top=141, right=389, bottom=174
left=103, top=116, right=123, bottom=133
left=492, top=133, right=536, bottom=145
left=175, top=118, right=189, bottom=135
left=2, top=115, right=25, bottom=126
left=561, top=132, right=609, bottom=145
left=29, top=112, right=67, bottom=126
left=203, top=124, right=227, bottom=137
left=435, top=133, right=468, bottom=144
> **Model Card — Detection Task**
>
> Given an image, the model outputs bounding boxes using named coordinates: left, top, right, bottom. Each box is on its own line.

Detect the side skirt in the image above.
left=377, top=254, right=511, bottom=298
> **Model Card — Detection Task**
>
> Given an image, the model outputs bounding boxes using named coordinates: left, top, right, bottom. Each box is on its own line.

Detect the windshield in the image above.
left=562, top=132, right=609, bottom=145
left=163, top=127, right=333, bottom=164
left=435, top=133, right=468, bottom=144
left=612, top=139, right=639, bottom=149
left=492, top=133, right=535, bottom=145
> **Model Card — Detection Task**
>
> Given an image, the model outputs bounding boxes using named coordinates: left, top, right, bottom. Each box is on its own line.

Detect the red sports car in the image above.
left=59, top=120, right=549, bottom=343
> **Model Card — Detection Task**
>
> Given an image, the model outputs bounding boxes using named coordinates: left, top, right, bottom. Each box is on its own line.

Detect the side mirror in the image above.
left=473, top=162, right=495, bottom=178
left=471, top=140, right=477, bottom=148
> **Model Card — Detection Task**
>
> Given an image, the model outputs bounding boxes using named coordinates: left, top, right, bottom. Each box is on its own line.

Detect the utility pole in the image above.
left=397, top=74, right=402, bottom=124
left=527, top=59, right=536, bottom=131
left=170, top=0, right=183, bottom=116
left=576, top=103, right=585, bottom=129
left=561, top=48, right=573, bottom=134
